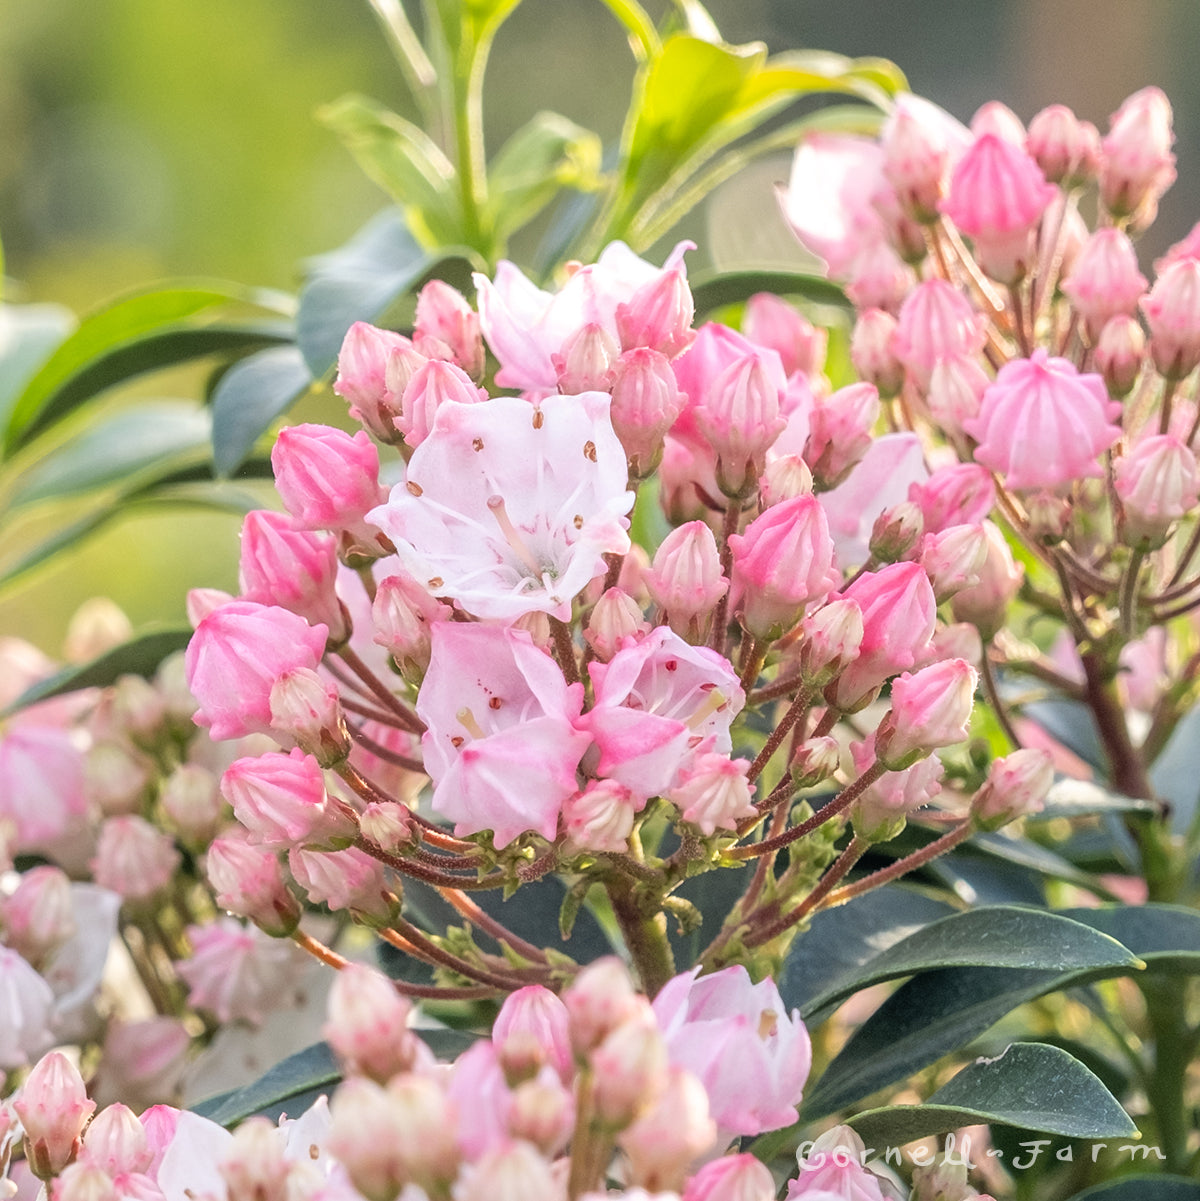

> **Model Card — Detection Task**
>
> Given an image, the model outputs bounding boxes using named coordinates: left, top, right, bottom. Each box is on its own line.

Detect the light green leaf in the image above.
left=7, top=404, right=212, bottom=508
left=211, top=346, right=313, bottom=477
left=848, top=1042, right=1136, bottom=1145
left=595, top=0, right=659, bottom=60
left=0, top=304, right=76, bottom=434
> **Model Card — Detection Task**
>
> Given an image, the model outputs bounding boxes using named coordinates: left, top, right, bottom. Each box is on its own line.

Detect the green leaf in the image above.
left=211, top=347, right=313, bottom=477
left=1067, top=1178, right=1200, bottom=1200
left=1061, top=903, right=1200, bottom=973
left=691, top=269, right=849, bottom=315
left=0, top=303, right=75, bottom=434
left=1036, top=778, right=1157, bottom=819
left=7, top=404, right=212, bottom=508
left=780, top=885, right=954, bottom=1017
left=2, top=628, right=192, bottom=717
left=296, top=210, right=476, bottom=378
left=4, top=283, right=291, bottom=453
left=319, top=94, right=460, bottom=248
left=848, top=1042, right=1136, bottom=1145
left=798, top=906, right=1140, bottom=1020
left=0, top=505, right=124, bottom=592
left=595, top=0, right=660, bottom=60
left=487, top=112, right=603, bottom=243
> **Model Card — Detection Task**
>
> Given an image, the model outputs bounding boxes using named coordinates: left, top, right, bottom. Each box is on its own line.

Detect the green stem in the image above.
left=605, top=873, right=675, bottom=997
left=1140, top=976, right=1192, bottom=1173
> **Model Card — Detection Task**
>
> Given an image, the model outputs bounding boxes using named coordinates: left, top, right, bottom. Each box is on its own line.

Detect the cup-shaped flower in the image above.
left=963, top=350, right=1122, bottom=491
left=827, top=563, right=937, bottom=711
left=874, top=658, right=979, bottom=770
left=580, top=627, right=744, bottom=801
left=473, top=240, right=692, bottom=392
left=417, top=624, right=591, bottom=847
left=729, top=495, right=839, bottom=641
left=14, top=1051, right=96, bottom=1178
left=185, top=601, right=327, bottom=742
left=652, top=964, right=811, bottom=1139
left=1114, top=434, right=1200, bottom=546
left=222, top=748, right=356, bottom=851
left=369, top=393, right=633, bottom=623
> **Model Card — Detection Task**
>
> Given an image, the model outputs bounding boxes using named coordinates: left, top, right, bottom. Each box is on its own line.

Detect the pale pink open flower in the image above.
left=964, top=349, right=1122, bottom=491
left=369, top=393, right=633, bottom=623
left=474, top=241, right=693, bottom=392
left=652, top=965, right=811, bottom=1139
left=417, top=624, right=590, bottom=847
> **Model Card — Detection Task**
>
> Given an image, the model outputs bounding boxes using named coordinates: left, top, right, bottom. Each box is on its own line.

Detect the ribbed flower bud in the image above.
left=644, top=521, right=728, bottom=640
left=324, top=963, right=418, bottom=1083
left=608, top=347, right=687, bottom=479
left=798, top=598, right=864, bottom=688
left=359, top=802, right=415, bottom=853
left=219, top=1118, right=290, bottom=1201
left=758, top=454, right=813, bottom=508
left=396, top=358, right=485, bottom=447
left=563, top=957, right=643, bottom=1056
left=508, top=1072, right=576, bottom=1155
left=79, top=1103, right=151, bottom=1176
left=289, top=847, right=395, bottom=926
left=455, top=1142, right=560, bottom=1201
left=926, top=352, right=990, bottom=433
left=881, top=96, right=957, bottom=222
left=591, top=1009, right=669, bottom=1127
left=326, top=1077, right=411, bottom=1201
left=893, top=280, right=987, bottom=392
left=584, top=587, right=650, bottom=662
left=91, top=816, right=181, bottom=902
left=1061, top=229, right=1147, bottom=337
left=268, top=667, right=351, bottom=768
left=620, top=1067, right=716, bottom=1192
left=805, top=382, right=880, bottom=489
left=616, top=263, right=695, bottom=359
left=15, top=1051, right=96, bottom=1179
left=790, top=736, right=842, bottom=789
left=553, top=322, right=618, bottom=394
left=205, top=837, right=300, bottom=936
left=1100, top=86, right=1176, bottom=219
left=1115, top=434, right=1200, bottom=546
left=1027, top=104, right=1101, bottom=185
left=370, top=572, right=452, bottom=682
left=874, top=658, right=978, bottom=770
left=1095, top=313, right=1146, bottom=397
left=868, top=500, right=924, bottom=563
left=668, top=753, right=757, bottom=836
left=850, top=308, right=904, bottom=398
left=919, top=522, right=989, bottom=602
left=334, top=322, right=410, bottom=442
left=1, top=866, right=74, bottom=968
left=494, top=985, right=573, bottom=1086
left=972, top=747, right=1054, bottom=829
left=159, top=763, right=223, bottom=846
left=683, top=1152, right=777, bottom=1201
left=85, top=743, right=151, bottom=816
left=414, top=279, right=484, bottom=380
left=743, top=293, right=827, bottom=379
left=1143, top=258, right=1200, bottom=380
left=562, top=779, right=640, bottom=854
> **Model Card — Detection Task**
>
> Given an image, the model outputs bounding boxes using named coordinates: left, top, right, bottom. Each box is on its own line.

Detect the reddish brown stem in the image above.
left=824, top=821, right=974, bottom=906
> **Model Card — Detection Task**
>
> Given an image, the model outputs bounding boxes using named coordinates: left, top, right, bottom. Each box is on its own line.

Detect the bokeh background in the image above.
left=3, top=0, right=1199, bottom=653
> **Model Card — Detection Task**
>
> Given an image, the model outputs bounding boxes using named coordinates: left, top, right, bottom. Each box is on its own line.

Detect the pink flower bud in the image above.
left=868, top=500, right=924, bottom=563
left=845, top=242, right=916, bottom=313
left=90, top=1018, right=189, bottom=1111
left=875, top=658, right=978, bottom=769
left=617, top=263, right=695, bottom=359
left=945, top=521, right=1022, bottom=641
left=334, top=322, right=411, bottom=442
left=805, top=382, right=880, bottom=489
left=920, top=522, right=989, bottom=602
left=1027, top=104, right=1101, bottom=185
left=219, top=1117, right=291, bottom=1201
left=645, top=522, right=728, bottom=639
left=591, top=1009, right=669, bottom=1127
left=494, top=986, right=574, bottom=1084
left=326, top=1077, right=416, bottom=1201
left=881, top=96, right=958, bottom=222
left=222, top=748, right=355, bottom=851
left=971, top=101, right=1024, bottom=143
left=85, top=743, right=151, bottom=816
left=584, top=588, right=650, bottom=662
left=759, top=454, right=814, bottom=508
left=893, top=280, right=987, bottom=392
left=52, top=1164, right=119, bottom=1201
left=668, top=753, right=756, bottom=836
left=729, top=495, right=839, bottom=641
left=1095, top=313, right=1146, bottom=397
left=1115, top=433, right=1200, bottom=546
left=205, top=837, right=300, bottom=936
left=370, top=572, right=452, bottom=681
left=414, top=279, right=484, bottom=381
left=684, top=1153, right=777, bottom=1201
left=395, top=358, right=485, bottom=447
left=1061, top=229, right=1148, bottom=338
left=455, top=1141, right=561, bottom=1201
left=1, top=866, right=74, bottom=967
left=272, top=424, right=389, bottom=546
left=186, top=587, right=232, bottom=628
left=563, top=957, right=643, bottom=1056
left=507, top=1071, right=575, bottom=1156
left=972, top=747, right=1054, bottom=829
left=850, top=735, right=944, bottom=842
left=80, top=1104, right=152, bottom=1177
left=15, top=1051, right=95, bottom=1178
left=159, top=764, right=223, bottom=846
left=386, top=1075, right=461, bottom=1190
left=109, top=675, right=166, bottom=745
left=358, top=801, right=414, bottom=852
left=563, top=779, right=640, bottom=854
left=850, top=309, right=904, bottom=398
left=828, top=562, right=936, bottom=710
left=790, top=735, right=842, bottom=788
left=288, top=847, right=394, bottom=925
left=743, top=293, right=827, bottom=379
left=1101, top=86, right=1176, bottom=218
left=620, top=1067, right=716, bottom=1192
left=91, top=816, right=181, bottom=902
left=185, top=600, right=327, bottom=741
left=964, top=350, right=1122, bottom=491
left=924, top=352, right=990, bottom=436
left=553, top=322, right=618, bottom=394
left=324, top=963, right=418, bottom=1083
left=798, top=599, right=864, bottom=688
left=943, top=133, right=1056, bottom=282
left=267, top=667, right=350, bottom=767
left=1143, top=258, right=1200, bottom=379
left=609, top=348, right=687, bottom=478
left=238, top=510, right=348, bottom=643
left=695, top=354, right=788, bottom=497
left=909, top=463, right=996, bottom=534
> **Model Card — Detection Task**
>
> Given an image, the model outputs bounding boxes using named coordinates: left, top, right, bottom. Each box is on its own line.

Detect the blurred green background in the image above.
left=3, top=0, right=1198, bottom=654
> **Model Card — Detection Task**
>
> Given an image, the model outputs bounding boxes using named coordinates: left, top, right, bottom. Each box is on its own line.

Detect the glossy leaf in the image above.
left=211, top=346, right=313, bottom=477
left=319, top=94, right=460, bottom=247
left=0, top=303, right=75, bottom=433
left=7, top=403, right=212, bottom=508
left=2, top=628, right=192, bottom=717
left=295, top=209, right=476, bottom=378
left=1149, top=706, right=1200, bottom=833
left=1061, top=903, right=1200, bottom=973
left=848, top=1042, right=1136, bottom=1145
left=691, top=269, right=849, bottom=315
left=797, top=905, right=1139, bottom=1020
left=779, top=885, right=954, bottom=1017
left=5, top=284, right=291, bottom=452
left=1067, top=1178, right=1200, bottom=1200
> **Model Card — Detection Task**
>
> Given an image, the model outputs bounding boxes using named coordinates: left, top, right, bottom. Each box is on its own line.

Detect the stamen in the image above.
left=757, top=1009, right=778, bottom=1039
left=456, top=707, right=486, bottom=740
left=687, top=688, right=727, bottom=730
left=487, top=495, right=542, bottom=576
